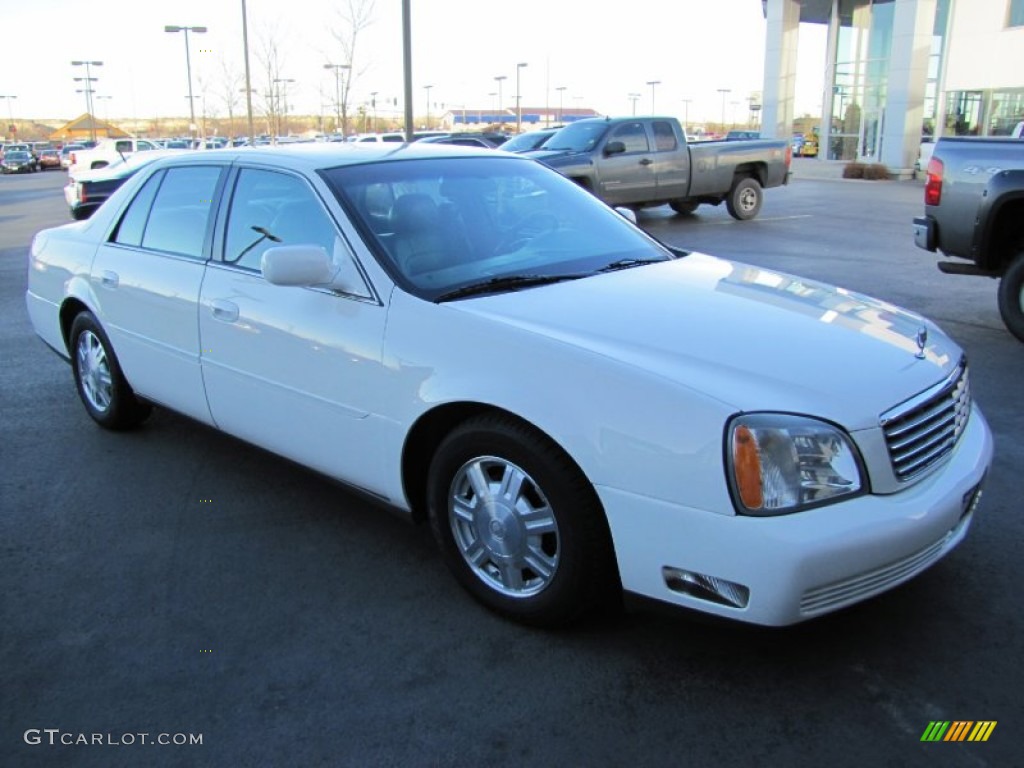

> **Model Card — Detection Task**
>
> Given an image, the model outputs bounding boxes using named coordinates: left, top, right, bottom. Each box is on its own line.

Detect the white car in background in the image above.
left=25, top=144, right=993, bottom=628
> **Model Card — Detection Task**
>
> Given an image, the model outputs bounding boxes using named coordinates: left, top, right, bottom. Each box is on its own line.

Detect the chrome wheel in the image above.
left=76, top=329, right=113, bottom=413
left=448, top=456, right=560, bottom=598
left=737, top=186, right=758, bottom=213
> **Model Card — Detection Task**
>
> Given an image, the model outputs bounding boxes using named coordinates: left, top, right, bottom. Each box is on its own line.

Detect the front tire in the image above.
left=427, top=414, right=617, bottom=627
left=70, top=312, right=152, bottom=429
left=726, top=176, right=763, bottom=220
left=998, top=251, right=1024, bottom=343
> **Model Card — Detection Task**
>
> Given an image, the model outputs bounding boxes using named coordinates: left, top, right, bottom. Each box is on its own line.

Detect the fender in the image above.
left=972, top=169, right=1024, bottom=272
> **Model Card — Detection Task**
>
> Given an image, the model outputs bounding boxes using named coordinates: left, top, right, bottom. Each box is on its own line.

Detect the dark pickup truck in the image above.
left=913, top=133, right=1024, bottom=342
left=524, top=116, right=791, bottom=220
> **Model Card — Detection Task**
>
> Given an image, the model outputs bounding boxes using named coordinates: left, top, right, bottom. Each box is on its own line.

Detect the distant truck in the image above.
left=913, top=129, right=1024, bottom=342
left=66, top=137, right=161, bottom=176
left=524, top=116, right=790, bottom=220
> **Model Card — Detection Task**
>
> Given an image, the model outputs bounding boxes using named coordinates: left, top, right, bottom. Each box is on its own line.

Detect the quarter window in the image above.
left=113, top=170, right=163, bottom=247
left=652, top=121, right=678, bottom=151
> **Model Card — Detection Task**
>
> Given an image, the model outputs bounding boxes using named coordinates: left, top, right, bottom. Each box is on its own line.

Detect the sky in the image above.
left=0, top=0, right=827, bottom=132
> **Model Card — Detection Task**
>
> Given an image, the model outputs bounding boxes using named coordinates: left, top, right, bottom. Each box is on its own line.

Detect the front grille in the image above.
left=880, top=360, right=971, bottom=481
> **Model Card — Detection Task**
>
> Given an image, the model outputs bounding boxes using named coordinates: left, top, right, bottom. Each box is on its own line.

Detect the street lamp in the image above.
left=424, top=84, right=433, bottom=128
left=165, top=25, right=207, bottom=141
left=494, top=75, right=506, bottom=123
left=515, top=62, right=527, bottom=134
left=274, top=78, right=295, bottom=136
left=0, top=95, right=16, bottom=140
left=628, top=93, right=641, bottom=116
left=646, top=80, right=660, bottom=114
left=369, top=91, right=378, bottom=133
left=681, top=99, right=692, bottom=134
left=717, top=88, right=731, bottom=133
left=95, top=95, right=113, bottom=129
left=71, top=60, right=103, bottom=143
left=555, top=85, right=567, bottom=123
left=324, top=63, right=350, bottom=136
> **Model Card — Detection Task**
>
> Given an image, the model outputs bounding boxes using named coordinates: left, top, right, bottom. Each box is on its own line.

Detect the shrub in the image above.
left=864, top=163, right=890, bottom=180
left=843, top=162, right=865, bottom=179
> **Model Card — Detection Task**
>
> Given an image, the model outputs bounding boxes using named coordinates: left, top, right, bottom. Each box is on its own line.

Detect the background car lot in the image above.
left=1, top=167, right=1021, bottom=766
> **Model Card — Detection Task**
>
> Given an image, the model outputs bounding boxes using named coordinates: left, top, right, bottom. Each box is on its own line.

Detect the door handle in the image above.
left=639, top=158, right=653, bottom=166
left=100, top=270, right=119, bottom=288
left=210, top=299, right=239, bottom=323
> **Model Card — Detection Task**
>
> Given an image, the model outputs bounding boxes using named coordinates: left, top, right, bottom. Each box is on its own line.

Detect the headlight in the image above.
left=726, top=413, right=864, bottom=515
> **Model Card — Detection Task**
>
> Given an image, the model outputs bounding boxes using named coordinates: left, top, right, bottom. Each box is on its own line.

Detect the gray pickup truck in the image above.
left=913, top=134, right=1024, bottom=341
left=524, top=116, right=791, bottom=220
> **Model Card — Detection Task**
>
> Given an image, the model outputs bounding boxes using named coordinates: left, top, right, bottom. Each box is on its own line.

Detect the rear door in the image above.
left=89, top=162, right=226, bottom=423
left=648, top=120, right=690, bottom=199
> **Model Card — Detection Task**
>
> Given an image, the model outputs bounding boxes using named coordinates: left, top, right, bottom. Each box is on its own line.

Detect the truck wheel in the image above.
left=670, top=200, right=698, bottom=215
left=998, top=251, right=1024, bottom=343
left=726, top=177, right=762, bottom=221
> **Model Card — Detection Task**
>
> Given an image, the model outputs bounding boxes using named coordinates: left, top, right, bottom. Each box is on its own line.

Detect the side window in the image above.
left=113, top=170, right=164, bottom=247
left=114, top=140, right=132, bottom=154
left=652, top=121, right=678, bottom=152
left=610, top=122, right=650, bottom=153
left=224, top=168, right=338, bottom=272
left=141, top=166, right=222, bottom=259
left=137, top=141, right=156, bottom=152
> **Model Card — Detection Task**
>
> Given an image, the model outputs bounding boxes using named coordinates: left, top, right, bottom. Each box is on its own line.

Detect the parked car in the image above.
left=60, top=143, right=84, bottom=169
left=526, top=116, right=791, bottom=219
left=415, top=134, right=503, bottom=148
left=66, top=137, right=162, bottom=176
left=800, top=137, right=819, bottom=157
left=725, top=130, right=760, bottom=140
left=498, top=129, right=557, bottom=153
left=1, top=150, right=37, bottom=173
left=26, top=144, right=992, bottom=628
left=2, top=142, right=35, bottom=168
left=913, top=131, right=1024, bottom=341
left=37, top=148, right=62, bottom=170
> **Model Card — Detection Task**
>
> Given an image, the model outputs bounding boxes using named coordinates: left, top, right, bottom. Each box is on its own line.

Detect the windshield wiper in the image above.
left=597, top=258, right=666, bottom=272
left=436, top=273, right=588, bottom=302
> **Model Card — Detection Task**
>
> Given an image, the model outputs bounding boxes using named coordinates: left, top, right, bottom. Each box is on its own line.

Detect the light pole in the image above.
left=628, top=93, right=641, bottom=116
left=646, top=80, right=660, bottom=114
left=274, top=78, right=295, bottom=136
left=369, top=91, right=378, bottom=133
left=324, top=63, right=350, bottom=136
left=494, top=75, right=506, bottom=124
left=0, top=95, right=16, bottom=140
left=681, top=98, right=692, bottom=134
left=164, top=25, right=207, bottom=141
left=240, top=0, right=255, bottom=145
left=717, top=88, right=731, bottom=133
left=515, top=62, right=527, bottom=134
left=71, top=60, right=103, bottom=143
left=95, top=95, right=112, bottom=128
left=555, top=85, right=566, bottom=123
left=424, top=84, right=433, bottom=128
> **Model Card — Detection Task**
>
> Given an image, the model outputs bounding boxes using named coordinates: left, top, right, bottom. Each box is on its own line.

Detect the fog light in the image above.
left=662, top=567, right=750, bottom=609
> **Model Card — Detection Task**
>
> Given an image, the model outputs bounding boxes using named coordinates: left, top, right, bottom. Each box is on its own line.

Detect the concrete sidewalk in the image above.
left=789, top=156, right=923, bottom=183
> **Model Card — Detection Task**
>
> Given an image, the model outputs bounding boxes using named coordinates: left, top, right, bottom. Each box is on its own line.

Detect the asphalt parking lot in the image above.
left=2, top=164, right=1021, bottom=767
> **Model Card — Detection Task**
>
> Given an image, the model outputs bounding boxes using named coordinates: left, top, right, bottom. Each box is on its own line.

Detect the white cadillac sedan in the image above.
left=26, top=144, right=993, bottom=627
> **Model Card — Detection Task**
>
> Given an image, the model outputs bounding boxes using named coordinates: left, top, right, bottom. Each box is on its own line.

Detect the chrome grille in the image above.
left=880, top=360, right=971, bottom=481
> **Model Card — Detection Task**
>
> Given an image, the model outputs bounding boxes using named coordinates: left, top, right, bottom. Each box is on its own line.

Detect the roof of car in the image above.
left=145, top=141, right=511, bottom=172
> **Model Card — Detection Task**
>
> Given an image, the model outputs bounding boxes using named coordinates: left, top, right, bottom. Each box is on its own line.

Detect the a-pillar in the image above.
left=760, top=0, right=801, bottom=139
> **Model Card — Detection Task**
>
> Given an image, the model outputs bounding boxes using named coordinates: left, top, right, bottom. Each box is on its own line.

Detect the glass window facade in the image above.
left=1009, top=0, right=1024, bottom=28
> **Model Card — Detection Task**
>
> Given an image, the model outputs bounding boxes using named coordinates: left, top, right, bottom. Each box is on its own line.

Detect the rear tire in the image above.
left=998, top=251, right=1024, bottom=343
left=726, top=176, right=762, bottom=220
left=70, top=312, right=152, bottom=430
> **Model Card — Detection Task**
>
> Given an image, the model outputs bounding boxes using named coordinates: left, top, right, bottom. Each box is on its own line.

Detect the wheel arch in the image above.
left=977, top=190, right=1024, bottom=273
left=401, top=401, right=602, bottom=526
left=59, top=297, right=94, bottom=354
left=732, top=161, right=766, bottom=187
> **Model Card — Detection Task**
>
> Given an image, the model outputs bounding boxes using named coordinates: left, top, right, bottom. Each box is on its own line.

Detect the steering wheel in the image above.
left=493, top=212, right=559, bottom=255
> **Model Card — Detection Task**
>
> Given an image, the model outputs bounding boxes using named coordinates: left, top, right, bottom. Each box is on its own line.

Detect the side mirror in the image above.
left=604, top=140, right=626, bottom=156
left=262, top=245, right=334, bottom=287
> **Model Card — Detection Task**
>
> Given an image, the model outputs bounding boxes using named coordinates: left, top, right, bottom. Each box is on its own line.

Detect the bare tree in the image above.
left=328, top=0, right=375, bottom=136
left=217, top=58, right=244, bottom=139
left=256, top=29, right=287, bottom=137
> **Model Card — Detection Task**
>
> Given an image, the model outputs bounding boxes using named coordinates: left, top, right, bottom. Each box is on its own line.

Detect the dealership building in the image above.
left=760, top=0, right=1024, bottom=172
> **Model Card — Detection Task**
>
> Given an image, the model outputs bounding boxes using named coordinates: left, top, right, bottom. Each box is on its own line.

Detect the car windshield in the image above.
left=323, top=156, right=673, bottom=301
left=501, top=131, right=553, bottom=152
left=6, top=151, right=30, bottom=160
left=541, top=122, right=610, bottom=152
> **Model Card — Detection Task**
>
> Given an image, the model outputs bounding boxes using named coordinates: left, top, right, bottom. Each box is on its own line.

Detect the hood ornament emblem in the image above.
left=915, top=327, right=928, bottom=359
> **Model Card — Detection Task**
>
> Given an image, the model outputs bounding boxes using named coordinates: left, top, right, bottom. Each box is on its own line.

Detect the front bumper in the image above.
left=598, top=405, right=993, bottom=626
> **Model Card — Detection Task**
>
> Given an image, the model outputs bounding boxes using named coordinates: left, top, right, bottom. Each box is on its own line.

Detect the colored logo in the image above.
left=920, top=721, right=996, bottom=742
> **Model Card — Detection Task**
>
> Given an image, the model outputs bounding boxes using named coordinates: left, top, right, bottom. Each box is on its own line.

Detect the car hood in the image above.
left=523, top=149, right=592, bottom=167
left=451, top=253, right=960, bottom=430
